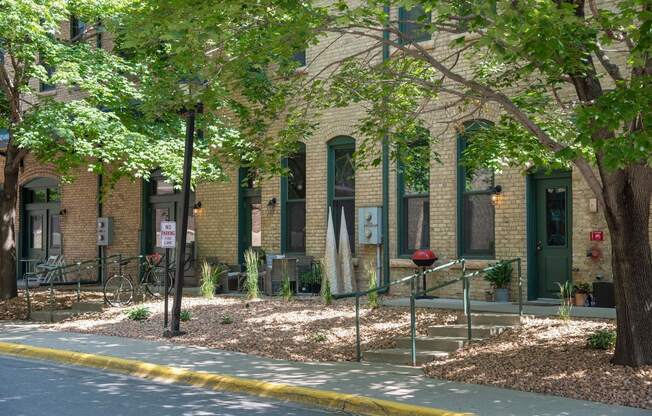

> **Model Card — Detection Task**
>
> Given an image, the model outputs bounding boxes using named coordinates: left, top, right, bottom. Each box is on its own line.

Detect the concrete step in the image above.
left=363, top=348, right=449, bottom=366
left=71, top=302, right=105, bottom=312
left=395, top=336, right=482, bottom=352
left=29, top=310, right=78, bottom=323
left=456, top=313, right=523, bottom=326
left=427, top=324, right=511, bottom=338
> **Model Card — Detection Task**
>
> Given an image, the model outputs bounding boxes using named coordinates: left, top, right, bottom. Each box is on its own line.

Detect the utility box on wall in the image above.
left=359, top=207, right=382, bottom=245
left=97, top=217, right=114, bottom=246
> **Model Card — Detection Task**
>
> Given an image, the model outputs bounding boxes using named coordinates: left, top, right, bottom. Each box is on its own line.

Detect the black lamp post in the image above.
left=167, top=91, right=202, bottom=336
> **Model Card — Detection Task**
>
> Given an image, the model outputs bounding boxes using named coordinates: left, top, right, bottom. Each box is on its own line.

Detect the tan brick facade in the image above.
left=6, top=8, right=650, bottom=300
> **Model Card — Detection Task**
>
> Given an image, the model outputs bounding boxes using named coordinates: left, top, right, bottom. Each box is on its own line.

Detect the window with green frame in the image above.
left=70, top=15, right=86, bottom=42
left=281, top=143, right=306, bottom=253
left=327, top=136, right=355, bottom=252
left=457, top=121, right=495, bottom=258
left=39, top=62, right=56, bottom=92
left=397, top=129, right=430, bottom=255
left=292, top=49, right=306, bottom=67
left=398, top=5, right=432, bottom=44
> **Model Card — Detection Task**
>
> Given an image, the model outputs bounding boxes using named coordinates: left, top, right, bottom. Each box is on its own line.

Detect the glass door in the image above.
left=27, top=210, right=47, bottom=261
left=152, top=202, right=174, bottom=261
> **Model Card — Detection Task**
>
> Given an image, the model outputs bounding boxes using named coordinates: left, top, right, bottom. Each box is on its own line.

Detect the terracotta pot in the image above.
left=575, top=293, right=588, bottom=307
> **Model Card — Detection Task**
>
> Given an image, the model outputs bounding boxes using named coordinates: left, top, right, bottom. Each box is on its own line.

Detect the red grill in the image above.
left=411, top=249, right=438, bottom=267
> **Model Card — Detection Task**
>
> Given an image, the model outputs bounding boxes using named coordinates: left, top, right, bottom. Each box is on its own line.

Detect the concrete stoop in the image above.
left=362, top=313, right=522, bottom=366
left=29, top=301, right=105, bottom=323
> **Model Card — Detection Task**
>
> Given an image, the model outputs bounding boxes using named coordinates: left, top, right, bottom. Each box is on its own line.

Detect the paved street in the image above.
left=0, top=356, right=344, bottom=416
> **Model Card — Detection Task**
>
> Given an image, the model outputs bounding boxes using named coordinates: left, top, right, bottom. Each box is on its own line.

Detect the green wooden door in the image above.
left=535, top=177, right=572, bottom=298
left=238, top=193, right=261, bottom=265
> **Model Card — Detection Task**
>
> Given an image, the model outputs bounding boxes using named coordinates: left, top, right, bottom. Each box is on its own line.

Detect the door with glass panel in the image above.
left=147, top=172, right=196, bottom=279
left=27, top=210, right=47, bottom=261
left=21, top=179, right=62, bottom=276
left=535, top=176, right=572, bottom=298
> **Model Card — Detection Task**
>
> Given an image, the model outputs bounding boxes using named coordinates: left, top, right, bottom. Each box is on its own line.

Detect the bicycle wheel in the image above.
left=144, top=269, right=175, bottom=297
left=104, top=274, right=134, bottom=307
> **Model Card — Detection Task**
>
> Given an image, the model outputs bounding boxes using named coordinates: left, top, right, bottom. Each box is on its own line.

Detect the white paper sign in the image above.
left=159, top=221, right=176, bottom=248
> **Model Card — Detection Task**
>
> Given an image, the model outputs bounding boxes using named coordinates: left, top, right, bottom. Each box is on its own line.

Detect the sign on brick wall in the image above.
left=159, top=221, right=176, bottom=248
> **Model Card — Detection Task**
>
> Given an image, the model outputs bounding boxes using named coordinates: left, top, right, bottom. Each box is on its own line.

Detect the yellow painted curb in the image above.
left=0, top=341, right=471, bottom=416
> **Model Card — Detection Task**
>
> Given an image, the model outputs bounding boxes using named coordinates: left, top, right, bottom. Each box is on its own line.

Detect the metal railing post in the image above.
left=25, top=280, right=31, bottom=320
left=49, top=276, right=54, bottom=322
left=410, top=292, right=417, bottom=367
left=462, top=260, right=472, bottom=341
left=517, top=258, right=523, bottom=317
left=76, top=262, right=82, bottom=303
left=355, top=294, right=361, bottom=362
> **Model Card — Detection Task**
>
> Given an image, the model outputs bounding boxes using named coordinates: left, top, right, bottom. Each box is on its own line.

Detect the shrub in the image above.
left=321, top=277, right=332, bottom=305
left=200, top=261, right=216, bottom=299
left=484, top=261, right=513, bottom=289
left=367, top=261, right=379, bottom=309
left=313, top=332, right=327, bottom=343
left=180, top=310, right=191, bottom=322
left=280, top=273, right=294, bottom=302
left=587, top=329, right=616, bottom=350
left=244, top=249, right=260, bottom=299
left=125, top=306, right=150, bottom=321
left=557, top=281, right=573, bottom=321
left=220, top=314, right=233, bottom=325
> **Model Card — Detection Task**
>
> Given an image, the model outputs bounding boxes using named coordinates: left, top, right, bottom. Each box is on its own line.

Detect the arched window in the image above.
left=281, top=143, right=306, bottom=253
left=457, top=120, right=495, bottom=258
left=327, top=136, right=355, bottom=252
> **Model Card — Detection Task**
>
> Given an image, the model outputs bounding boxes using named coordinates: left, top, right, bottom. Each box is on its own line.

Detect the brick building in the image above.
left=7, top=5, right=642, bottom=302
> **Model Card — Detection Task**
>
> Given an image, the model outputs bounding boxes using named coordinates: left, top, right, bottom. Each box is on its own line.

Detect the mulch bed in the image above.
left=423, top=316, right=652, bottom=409
left=0, top=289, right=104, bottom=320
left=50, top=296, right=456, bottom=362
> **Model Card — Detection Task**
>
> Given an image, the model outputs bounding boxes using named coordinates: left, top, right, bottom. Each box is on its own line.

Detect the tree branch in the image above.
left=595, top=43, right=624, bottom=82
left=323, top=23, right=607, bottom=206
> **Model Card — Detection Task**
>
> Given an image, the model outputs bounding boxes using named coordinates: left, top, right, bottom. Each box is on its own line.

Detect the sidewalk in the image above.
left=0, top=322, right=646, bottom=416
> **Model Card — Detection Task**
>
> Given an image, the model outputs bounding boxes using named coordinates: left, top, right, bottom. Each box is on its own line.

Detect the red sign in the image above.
left=590, top=231, right=604, bottom=241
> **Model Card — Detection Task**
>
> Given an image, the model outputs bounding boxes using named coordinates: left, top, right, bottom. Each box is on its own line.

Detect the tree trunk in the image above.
left=0, top=146, right=20, bottom=300
left=602, top=166, right=652, bottom=366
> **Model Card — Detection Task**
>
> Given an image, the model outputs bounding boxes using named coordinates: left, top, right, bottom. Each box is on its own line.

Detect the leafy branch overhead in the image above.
left=1, top=0, right=319, bottom=188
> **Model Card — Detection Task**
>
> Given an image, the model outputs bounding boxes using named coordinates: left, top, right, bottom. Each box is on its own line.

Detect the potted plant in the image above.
left=573, top=282, right=591, bottom=306
left=299, top=262, right=322, bottom=295
left=484, top=261, right=513, bottom=302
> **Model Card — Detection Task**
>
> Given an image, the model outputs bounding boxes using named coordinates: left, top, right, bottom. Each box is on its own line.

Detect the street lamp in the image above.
left=166, top=80, right=203, bottom=337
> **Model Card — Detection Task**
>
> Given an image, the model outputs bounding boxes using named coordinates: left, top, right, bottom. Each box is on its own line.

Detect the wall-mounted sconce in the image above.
left=266, top=197, right=277, bottom=214
left=59, top=209, right=67, bottom=216
left=193, top=201, right=202, bottom=215
left=491, top=185, right=502, bottom=205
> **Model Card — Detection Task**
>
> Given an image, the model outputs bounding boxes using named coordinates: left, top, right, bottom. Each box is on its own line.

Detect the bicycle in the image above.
left=103, top=254, right=175, bottom=307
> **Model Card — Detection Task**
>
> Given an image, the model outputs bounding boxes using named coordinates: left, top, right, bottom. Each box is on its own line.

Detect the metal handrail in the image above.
left=21, top=253, right=128, bottom=319
left=334, top=259, right=464, bottom=362
left=408, top=257, right=522, bottom=366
